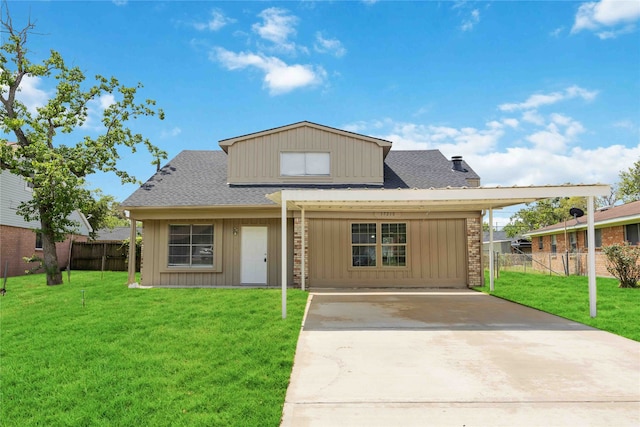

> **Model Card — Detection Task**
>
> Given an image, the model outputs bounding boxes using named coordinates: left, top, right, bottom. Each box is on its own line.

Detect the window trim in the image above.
left=280, top=151, right=331, bottom=177
left=584, top=229, right=602, bottom=248
left=349, top=221, right=409, bottom=270
left=625, top=223, right=640, bottom=246
left=538, top=236, right=543, bottom=250
left=161, top=221, right=223, bottom=273
left=551, top=235, right=557, bottom=254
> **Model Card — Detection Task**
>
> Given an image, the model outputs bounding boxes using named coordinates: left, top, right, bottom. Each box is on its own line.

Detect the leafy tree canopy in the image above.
left=617, top=159, right=640, bottom=203
left=0, top=9, right=166, bottom=285
left=503, top=197, right=587, bottom=238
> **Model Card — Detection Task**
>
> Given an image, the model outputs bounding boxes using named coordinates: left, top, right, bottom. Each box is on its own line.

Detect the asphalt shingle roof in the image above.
left=529, top=200, right=640, bottom=234
left=121, top=149, right=480, bottom=208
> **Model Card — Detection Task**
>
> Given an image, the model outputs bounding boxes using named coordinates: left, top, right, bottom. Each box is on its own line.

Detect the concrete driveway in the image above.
left=281, top=290, right=640, bottom=427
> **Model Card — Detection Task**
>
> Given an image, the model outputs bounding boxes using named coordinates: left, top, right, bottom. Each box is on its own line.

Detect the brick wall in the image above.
left=467, top=217, right=482, bottom=286
left=530, top=224, right=633, bottom=278
left=0, top=225, right=87, bottom=277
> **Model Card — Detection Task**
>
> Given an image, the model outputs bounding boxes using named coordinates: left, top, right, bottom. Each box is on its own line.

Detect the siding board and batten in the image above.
left=308, top=217, right=467, bottom=288
left=224, top=124, right=387, bottom=185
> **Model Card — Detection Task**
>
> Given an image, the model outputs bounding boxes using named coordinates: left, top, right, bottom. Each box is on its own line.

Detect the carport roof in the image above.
left=266, top=184, right=611, bottom=212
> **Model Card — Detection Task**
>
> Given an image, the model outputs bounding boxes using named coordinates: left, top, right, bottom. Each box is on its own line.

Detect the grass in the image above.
left=477, top=271, right=640, bottom=341
left=0, top=271, right=308, bottom=427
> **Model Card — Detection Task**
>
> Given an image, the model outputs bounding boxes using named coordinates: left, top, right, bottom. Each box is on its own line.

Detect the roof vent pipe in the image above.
left=451, top=156, right=466, bottom=172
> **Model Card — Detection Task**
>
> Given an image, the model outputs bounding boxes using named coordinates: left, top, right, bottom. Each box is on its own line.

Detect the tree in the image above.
left=503, top=197, right=587, bottom=237
left=0, top=10, right=166, bottom=285
left=617, top=159, right=640, bottom=203
left=83, top=191, right=130, bottom=239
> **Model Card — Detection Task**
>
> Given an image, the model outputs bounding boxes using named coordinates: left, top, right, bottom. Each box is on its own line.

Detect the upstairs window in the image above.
left=281, top=152, right=330, bottom=176
left=168, top=224, right=214, bottom=267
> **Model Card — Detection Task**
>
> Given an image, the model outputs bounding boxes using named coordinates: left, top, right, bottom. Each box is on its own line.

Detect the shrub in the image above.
left=602, top=243, right=640, bottom=288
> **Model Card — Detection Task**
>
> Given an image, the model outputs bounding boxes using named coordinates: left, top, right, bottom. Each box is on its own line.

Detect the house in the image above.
left=121, top=121, right=487, bottom=289
left=121, top=121, right=611, bottom=293
left=526, top=200, right=640, bottom=277
left=0, top=168, right=91, bottom=277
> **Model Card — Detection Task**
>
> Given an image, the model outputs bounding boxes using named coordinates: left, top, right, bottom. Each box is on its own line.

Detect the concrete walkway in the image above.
left=281, top=290, right=640, bottom=427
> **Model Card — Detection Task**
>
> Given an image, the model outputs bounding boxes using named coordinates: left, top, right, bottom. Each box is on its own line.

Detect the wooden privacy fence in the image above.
left=71, top=242, right=140, bottom=272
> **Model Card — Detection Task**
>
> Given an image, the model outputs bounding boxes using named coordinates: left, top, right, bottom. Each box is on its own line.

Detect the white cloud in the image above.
left=499, top=85, right=598, bottom=112
left=13, top=75, right=50, bottom=114
left=252, top=8, right=299, bottom=52
left=343, top=115, right=636, bottom=190
left=211, top=47, right=325, bottom=95
left=194, top=9, right=236, bottom=32
left=572, top=0, right=640, bottom=38
left=522, top=110, right=545, bottom=126
left=314, top=32, right=347, bottom=57
left=346, top=119, right=503, bottom=156
left=614, top=119, right=638, bottom=131
left=161, top=127, right=182, bottom=138
left=461, top=9, right=480, bottom=31
left=112, top=0, right=127, bottom=6
left=550, top=26, right=565, bottom=37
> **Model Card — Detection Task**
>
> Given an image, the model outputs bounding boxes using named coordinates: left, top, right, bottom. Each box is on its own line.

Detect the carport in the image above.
left=266, top=184, right=611, bottom=318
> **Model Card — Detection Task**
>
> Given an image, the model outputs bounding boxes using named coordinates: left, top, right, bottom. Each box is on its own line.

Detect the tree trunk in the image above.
left=40, top=218, right=63, bottom=286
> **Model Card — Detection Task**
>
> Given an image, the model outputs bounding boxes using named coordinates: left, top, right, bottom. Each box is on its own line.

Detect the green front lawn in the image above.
left=0, top=271, right=308, bottom=426
left=477, top=271, right=640, bottom=341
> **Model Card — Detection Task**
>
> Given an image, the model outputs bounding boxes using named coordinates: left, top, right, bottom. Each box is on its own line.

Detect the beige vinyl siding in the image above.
left=226, top=126, right=384, bottom=185
left=140, top=218, right=293, bottom=287
left=308, top=217, right=467, bottom=288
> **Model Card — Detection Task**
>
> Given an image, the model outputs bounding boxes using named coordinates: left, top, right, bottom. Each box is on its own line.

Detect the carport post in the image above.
left=587, top=195, right=597, bottom=318
left=301, top=208, right=306, bottom=291
left=489, top=208, right=495, bottom=292
left=281, top=195, right=287, bottom=319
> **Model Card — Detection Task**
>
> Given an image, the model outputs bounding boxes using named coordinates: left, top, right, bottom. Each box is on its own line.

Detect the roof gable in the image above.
left=218, top=121, right=393, bottom=157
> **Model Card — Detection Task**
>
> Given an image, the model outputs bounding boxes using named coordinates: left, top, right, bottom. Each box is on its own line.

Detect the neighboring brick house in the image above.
left=526, top=201, right=640, bottom=277
left=0, top=168, right=91, bottom=277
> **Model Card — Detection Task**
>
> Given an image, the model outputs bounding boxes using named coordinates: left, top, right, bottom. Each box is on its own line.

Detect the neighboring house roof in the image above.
left=92, top=226, right=141, bottom=242
left=527, top=201, right=640, bottom=236
left=121, top=149, right=479, bottom=208
left=483, top=230, right=510, bottom=243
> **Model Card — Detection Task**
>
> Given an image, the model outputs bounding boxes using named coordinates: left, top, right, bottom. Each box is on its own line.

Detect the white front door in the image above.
left=241, top=226, right=268, bottom=284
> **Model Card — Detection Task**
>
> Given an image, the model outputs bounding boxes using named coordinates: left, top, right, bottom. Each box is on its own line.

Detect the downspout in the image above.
left=127, top=212, right=137, bottom=286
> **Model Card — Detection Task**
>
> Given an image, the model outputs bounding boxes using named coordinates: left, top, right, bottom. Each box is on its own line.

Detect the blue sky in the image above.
left=4, top=0, right=640, bottom=225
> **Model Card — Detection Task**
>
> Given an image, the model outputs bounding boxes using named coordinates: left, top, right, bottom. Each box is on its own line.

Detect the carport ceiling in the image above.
left=267, top=184, right=611, bottom=212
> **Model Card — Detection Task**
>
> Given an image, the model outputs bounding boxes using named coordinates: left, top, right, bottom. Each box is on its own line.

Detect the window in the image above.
left=168, top=224, right=214, bottom=267
left=281, top=152, right=330, bottom=176
left=584, top=229, right=602, bottom=248
left=352, top=222, right=407, bottom=268
left=538, top=236, right=543, bottom=250
left=626, top=224, right=640, bottom=245
left=352, top=223, right=377, bottom=267
left=569, top=232, right=577, bottom=252
left=35, top=232, right=43, bottom=250
left=551, top=235, right=557, bottom=254
left=381, top=223, right=407, bottom=266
